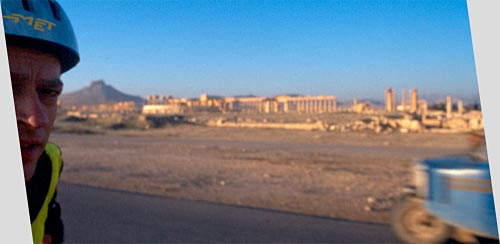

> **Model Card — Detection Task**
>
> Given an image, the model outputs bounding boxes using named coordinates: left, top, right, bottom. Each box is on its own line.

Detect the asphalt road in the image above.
left=58, top=182, right=400, bottom=243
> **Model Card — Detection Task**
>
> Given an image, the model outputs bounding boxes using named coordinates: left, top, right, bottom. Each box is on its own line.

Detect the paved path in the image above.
left=58, top=182, right=400, bottom=243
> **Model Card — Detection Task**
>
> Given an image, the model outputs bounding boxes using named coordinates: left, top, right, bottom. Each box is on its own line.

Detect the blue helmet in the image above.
left=2, top=0, right=79, bottom=73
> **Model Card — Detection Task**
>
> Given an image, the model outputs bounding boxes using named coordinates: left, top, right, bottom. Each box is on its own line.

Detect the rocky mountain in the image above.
left=59, top=80, right=145, bottom=108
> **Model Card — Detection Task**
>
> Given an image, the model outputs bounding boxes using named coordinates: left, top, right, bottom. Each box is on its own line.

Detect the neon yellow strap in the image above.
left=31, top=143, right=62, bottom=244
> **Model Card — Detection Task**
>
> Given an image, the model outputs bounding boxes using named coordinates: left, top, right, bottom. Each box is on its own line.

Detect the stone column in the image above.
left=333, top=97, right=337, bottom=112
left=385, top=88, right=393, bottom=112
left=446, top=96, right=452, bottom=119
left=410, top=89, right=418, bottom=113
left=458, top=100, right=464, bottom=116
left=283, top=101, right=289, bottom=113
left=353, top=97, right=358, bottom=111
left=401, top=89, right=406, bottom=112
left=392, top=92, right=397, bottom=113
left=421, top=100, right=428, bottom=124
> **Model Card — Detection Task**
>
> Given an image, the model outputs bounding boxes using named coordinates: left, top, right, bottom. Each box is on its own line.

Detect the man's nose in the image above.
left=16, top=92, right=49, bottom=129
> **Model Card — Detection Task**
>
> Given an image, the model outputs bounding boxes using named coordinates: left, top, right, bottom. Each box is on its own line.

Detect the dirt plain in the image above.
left=50, top=113, right=475, bottom=224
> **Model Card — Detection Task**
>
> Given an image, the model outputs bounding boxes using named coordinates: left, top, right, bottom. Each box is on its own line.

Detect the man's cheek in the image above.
left=46, top=107, right=59, bottom=127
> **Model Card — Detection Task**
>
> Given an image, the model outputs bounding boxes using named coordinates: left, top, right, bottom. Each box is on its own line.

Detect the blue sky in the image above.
left=58, top=0, right=478, bottom=100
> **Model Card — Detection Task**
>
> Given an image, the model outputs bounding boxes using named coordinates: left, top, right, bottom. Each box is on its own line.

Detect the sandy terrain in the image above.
left=50, top=119, right=474, bottom=224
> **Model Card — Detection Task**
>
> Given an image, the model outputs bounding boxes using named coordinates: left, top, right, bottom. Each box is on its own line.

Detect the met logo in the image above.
left=2, top=13, right=56, bottom=32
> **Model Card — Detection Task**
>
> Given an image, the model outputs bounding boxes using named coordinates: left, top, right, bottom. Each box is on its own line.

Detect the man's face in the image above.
left=8, top=46, right=62, bottom=182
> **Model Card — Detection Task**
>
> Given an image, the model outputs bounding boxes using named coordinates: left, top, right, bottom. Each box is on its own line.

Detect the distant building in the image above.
left=69, top=101, right=138, bottom=114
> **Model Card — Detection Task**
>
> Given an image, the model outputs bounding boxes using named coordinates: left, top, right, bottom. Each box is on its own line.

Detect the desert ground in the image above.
left=50, top=113, right=475, bottom=224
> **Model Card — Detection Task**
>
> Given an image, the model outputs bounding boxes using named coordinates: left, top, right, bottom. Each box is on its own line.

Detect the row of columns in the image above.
left=292, top=98, right=337, bottom=113
left=385, top=89, right=466, bottom=119
left=446, top=96, right=465, bottom=119
left=386, top=88, right=419, bottom=113
left=222, top=97, right=338, bottom=113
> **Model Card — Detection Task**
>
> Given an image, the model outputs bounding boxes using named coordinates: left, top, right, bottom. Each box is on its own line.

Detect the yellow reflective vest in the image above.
left=30, top=143, right=62, bottom=244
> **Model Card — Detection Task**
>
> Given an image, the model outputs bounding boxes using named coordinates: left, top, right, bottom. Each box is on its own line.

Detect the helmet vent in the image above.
left=48, top=0, right=61, bottom=20
left=21, top=0, right=32, bottom=11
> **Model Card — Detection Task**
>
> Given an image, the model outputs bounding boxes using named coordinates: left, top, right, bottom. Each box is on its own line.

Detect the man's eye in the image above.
left=38, top=88, right=61, bottom=97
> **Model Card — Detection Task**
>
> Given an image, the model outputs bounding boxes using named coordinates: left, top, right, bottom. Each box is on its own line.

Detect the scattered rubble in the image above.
left=61, top=104, right=484, bottom=134
left=207, top=111, right=483, bottom=134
